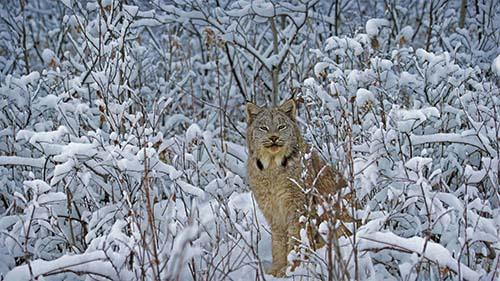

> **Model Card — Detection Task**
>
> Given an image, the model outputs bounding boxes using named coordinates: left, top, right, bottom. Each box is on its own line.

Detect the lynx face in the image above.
left=246, top=100, right=302, bottom=168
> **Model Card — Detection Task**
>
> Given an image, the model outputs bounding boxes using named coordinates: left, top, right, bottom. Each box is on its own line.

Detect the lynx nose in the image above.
left=269, top=135, right=279, bottom=142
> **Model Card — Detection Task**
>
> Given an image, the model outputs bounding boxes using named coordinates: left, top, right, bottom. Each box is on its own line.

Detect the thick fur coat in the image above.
left=245, top=100, right=346, bottom=276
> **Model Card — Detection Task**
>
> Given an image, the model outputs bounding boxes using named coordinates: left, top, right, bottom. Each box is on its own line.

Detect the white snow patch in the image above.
left=398, top=26, right=414, bottom=41
left=314, top=62, right=330, bottom=77
left=303, top=77, right=316, bottom=87
left=186, top=123, right=202, bottom=143
left=42, top=49, right=55, bottom=64
left=61, top=0, right=72, bottom=7
left=366, top=18, right=389, bottom=37
left=464, top=165, right=486, bottom=184
left=405, top=157, right=432, bottom=171
left=23, top=179, right=51, bottom=194
left=325, top=36, right=363, bottom=56
left=177, top=180, right=205, bottom=197
left=53, top=142, right=98, bottom=162
left=359, top=232, right=480, bottom=281
left=392, top=107, right=439, bottom=132
left=28, top=126, right=68, bottom=145
left=51, top=158, right=75, bottom=186
left=356, top=88, right=375, bottom=107
left=38, top=94, right=59, bottom=108
left=123, top=4, right=139, bottom=16
left=492, top=54, right=500, bottom=76
left=0, top=156, right=45, bottom=168
left=4, top=251, right=127, bottom=280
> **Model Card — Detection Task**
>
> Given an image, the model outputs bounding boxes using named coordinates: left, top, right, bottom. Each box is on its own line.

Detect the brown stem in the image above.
left=459, top=0, right=467, bottom=28
left=143, top=146, right=161, bottom=280
left=425, top=1, right=434, bottom=51
left=20, top=0, right=30, bottom=74
left=269, top=17, right=279, bottom=106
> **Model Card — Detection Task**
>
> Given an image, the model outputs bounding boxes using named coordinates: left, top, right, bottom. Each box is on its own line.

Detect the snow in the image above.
left=251, top=2, right=275, bottom=18
left=405, top=156, right=432, bottom=171
left=50, top=158, right=75, bottom=185
left=37, top=94, right=59, bottom=108
left=130, top=18, right=161, bottom=28
left=372, top=58, right=393, bottom=70
left=123, top=4, right=139, bottom=17
left=410, top=133, right=491, bottom=154
left=37, top=191, right=66, bottom=205
left=392, top=107, right=439, bottom=132
left=177, top=180, right=205, bottom=197
left=11, top=71, right=41, bottom=92
left=492, top=54, right=500, bottom=76
left=4, top=251, right=127, bottom=281
left=41, top=48, right=55, bottom=64
left=60, top=0, right=72, bottom=8
left=0, top=156, right=46, bottom=168
left=464, top=164, right=487, bottom=183
left=325, top=36, right=364, bottom=56
left=398, top=26, right=414, bottom=41
left=166, top=224, right=200, bottom=279
left=23, top=179, right=51, bottom=194
left=314, top=62, right=330, bottom=77
left=117, top=158, right=142, bottom=172
left=157, top=162, right=183, bottom=179
left=365, top=18, right=389, bottom=37
left=399, top=71, right=419, bottom=86
left=53, top=142, right=98, bottom=162
left=135, top=147, right=156, bottom=160
left=303, top=77, right=316, bottom=87
left=26, top=126, right=68, bottom=145
left=356, top=88, right=375, bottom=107
left=186, top=123, right=202, bottom=143
left=359, top=232, right=480, bottom=281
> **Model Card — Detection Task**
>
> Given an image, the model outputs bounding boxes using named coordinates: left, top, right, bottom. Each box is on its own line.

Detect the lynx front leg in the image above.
left=267, top=223, right=288, bottom=277
left=286, top=214, right=302, bottom=272
left=287, top=221, right=301, bottom=252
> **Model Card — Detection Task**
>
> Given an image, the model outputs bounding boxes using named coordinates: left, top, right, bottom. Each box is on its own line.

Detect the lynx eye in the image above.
left=278, top=124, right=287, bottom=131
left=259, top=126, right=269, bottom=132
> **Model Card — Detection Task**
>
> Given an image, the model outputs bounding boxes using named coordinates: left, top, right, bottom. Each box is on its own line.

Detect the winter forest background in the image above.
left=0, top=0, right=499, bottom=280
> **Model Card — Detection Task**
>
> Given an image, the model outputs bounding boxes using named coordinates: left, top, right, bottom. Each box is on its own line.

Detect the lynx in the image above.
left=245, top=99, right=347, bottom=277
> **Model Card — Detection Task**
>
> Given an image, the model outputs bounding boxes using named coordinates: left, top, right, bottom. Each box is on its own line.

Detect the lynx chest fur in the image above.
left=247, top=152, right=304, bottom=225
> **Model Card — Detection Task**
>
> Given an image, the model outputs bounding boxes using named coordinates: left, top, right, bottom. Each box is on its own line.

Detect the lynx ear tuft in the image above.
left=278, top=99, right=297, bottom=120
left=245, top=102, right=262, bottom=124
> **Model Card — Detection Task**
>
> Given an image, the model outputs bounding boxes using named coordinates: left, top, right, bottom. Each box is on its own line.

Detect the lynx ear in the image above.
left=278, top=99, right=297, bottom=120
left=245, top=102, right=262, bottom=124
